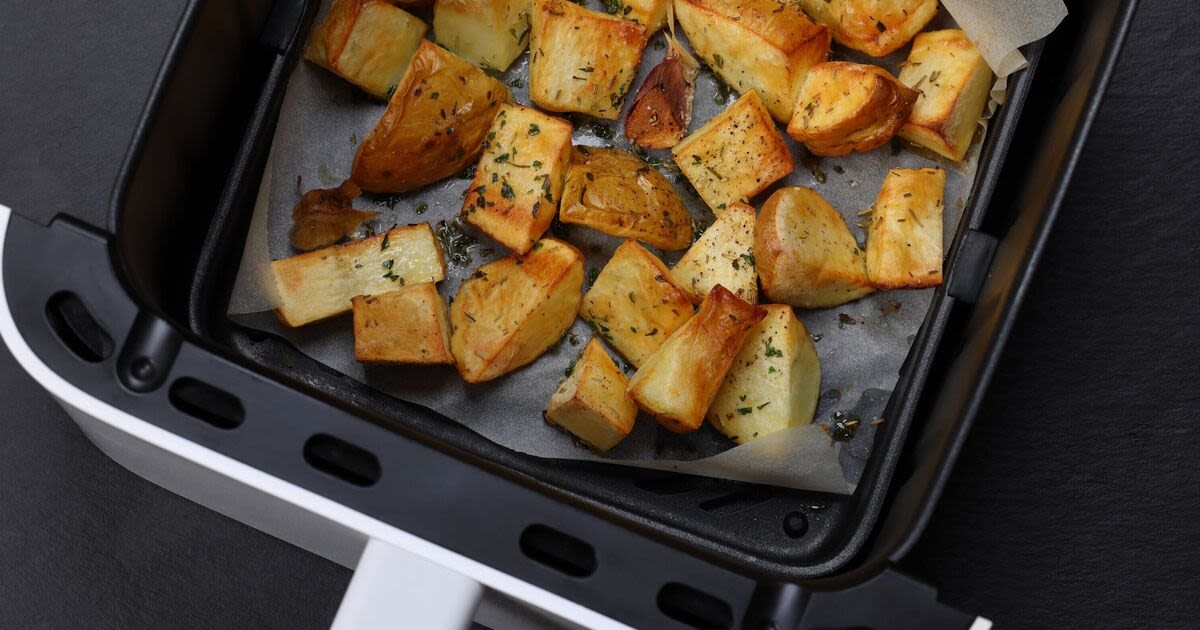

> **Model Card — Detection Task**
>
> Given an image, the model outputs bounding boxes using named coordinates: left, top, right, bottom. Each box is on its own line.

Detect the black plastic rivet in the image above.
left=131, top=357, right=155, bottom=380
left=783, top=511, right=808, bottom=538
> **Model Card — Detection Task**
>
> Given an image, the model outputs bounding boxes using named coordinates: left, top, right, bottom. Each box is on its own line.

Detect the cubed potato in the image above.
left=450, top=238, right=584, bottom=382
left=352, top=283, right=454, bottom=365
left=898, top=29, right=994, bottom=162
left=351, top=40, right=511, bottom=194
left=559, top=146, right=692, bottom=251
left=627, top=285, right=766, bottom=432
left=305, top=0, right=429, bottom=100
left=672, top=90, right=794, bottom=212
left=620, top=0, right=671, bottom=33
left=796, top=0, right=938, bottom=57
left=462, top=105, right=573, bottom=254
left=434, top=0, right=530, bottom=72
left=272, top=224, right=447, bottom=327
left=707, top=304, right=820, bottom=444
left=546, top=338, right=638, bottom=451
left=755, top=187, right=874, bottom=308
left=675, top=0, right=830, bottom=123
left=529, top=0, right=649, bottom=119
left=866, top=167, right=945, bottom=289
left=670, top=202, right=757, bottom=304
left=786, top=61, right=918, bottom=157
left=580, top=240, right=694, bottom=367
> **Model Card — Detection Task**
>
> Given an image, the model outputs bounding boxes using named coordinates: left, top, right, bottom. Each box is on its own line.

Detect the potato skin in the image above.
left=796, top=0, right=938, bottom=57
left=866, top=167, right=945, bottom=289
left=306, top=0, right=429, bottom=100
left=670, top=201, right=757, bottom=304
left=449, top=238, right=584, bottom=382
left=627, top=285, right=766, bottom=432
left=787, top=61, right=917, bottom=156
left=546, top=338, right=638, bottom=452
left=898, top=29, right=994, bottom=162
left=352, top=283, right=454, bottom=365
left=559, top=147, right=692, bottom=251
left=351, top=40, right=511, bottom=194
left=755, top=187, right=874, bottom=308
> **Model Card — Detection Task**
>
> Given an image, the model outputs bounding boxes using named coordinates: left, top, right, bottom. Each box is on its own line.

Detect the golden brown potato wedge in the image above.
left=351, top=40, right=511, bottom=194
left=866, top=167, right=945, bottom=289
left=449, top=238, right=584, bottom=382
left=546, top=338, right=638, bottom=451
left=272, top=223, right=447, bottom=327
left=755, top=187, right=874, bottom=308
left=708, top=304, right=820, bottom=444
left=787, top=61, right=918, bottom=157
left=675, top=0, right=830, bottom=123
left=624, top=35, right=699, bottom=149
left=305, top=0, right=429, bottom=100
left=529, top=0, right=649, bottom=119
left=462, top=104, right=573, bottom=254
left=898, top=29, right=994, bottom=162
left=352, top=283, right=454, bottom=365
left=796, top=0, right=938, bottom=57
left=670, top=201, right=757, bottom=304
left=620, top=0, right=671, bottom=33
left=580, top=240, right=694, bottom=367
left=559, top=146, right=692, bottom=251
left=672, top=90, right=794, bottom=212
left=434, top=0, right=530, bottom=72
left=627, top=285, right=765, bottom=432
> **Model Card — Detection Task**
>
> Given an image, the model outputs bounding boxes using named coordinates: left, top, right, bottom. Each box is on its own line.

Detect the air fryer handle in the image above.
left=797, top=569, right=990, bottom=630
left=332, top=539, right=484, bottom=630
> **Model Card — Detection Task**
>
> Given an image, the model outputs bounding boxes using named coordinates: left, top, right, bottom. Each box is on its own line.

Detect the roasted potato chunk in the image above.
left=272, top=224, right=447, bottom=327
left=675, top=0, right=830, bottom=123
left=670, top=202, right=757, bottom=304
left=797, top=0, right=938, bottom=57
left=580, top=240, right=694, bottom=367
left=352, top=283, right=454, bottom=365
left=866, top=167, right=945, bottom=289
left=351, top=40, right=510, bottom=194
left=434, top=0, right=530, bottom=72
left=546, top=338, right=638, bottom=451
left=529, top=0, right=649, bottom=119
left=787, top=61, right=918, bottom=157
left=462, top=105, right=573, bottom=254
left=898, top=29, right=994, bottom=162
left=627, top=285, right=765, bottom=432
left=708, top=304, right=820, bottom=444
left=755, top=187, right=874, bottom=308
left=559, top=146, right=692, bottom=250
left=619, top=0, right=671, bottom=33
left=672, top=90, right=794, bottom=212
left=305, top=0, right=429, bottom=100
left=450, top=238, right=584, bottom=382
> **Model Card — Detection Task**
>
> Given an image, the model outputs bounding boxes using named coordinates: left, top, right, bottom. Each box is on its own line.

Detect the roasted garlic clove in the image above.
left=289, top=179, right=375, bottom=251
left=624, top=35, right=698, bottom=149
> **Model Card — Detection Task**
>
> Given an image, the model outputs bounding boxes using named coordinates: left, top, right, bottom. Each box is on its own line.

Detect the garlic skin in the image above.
left=289, top=179, right=376, bottom=251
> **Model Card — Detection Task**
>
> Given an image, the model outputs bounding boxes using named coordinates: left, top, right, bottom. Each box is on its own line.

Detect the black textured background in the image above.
left=1, top=2, right=1197, bottom=628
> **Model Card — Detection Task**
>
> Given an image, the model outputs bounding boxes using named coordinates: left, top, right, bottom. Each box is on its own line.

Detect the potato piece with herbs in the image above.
left=529, top=0, right=649, bottom=119
left=755, top=187, right=874, bottom=308
left=305, top=0, right=429, bottom=100
left=272, top=224, right=447, bottom=327
left=675, top=0, right=830, bottom=123
left=898, top=29, right=994, bottom=162
left=627, top=285, right=765, bottom=432
left=796, top=0, right=937, bottom=57
left=787, top=61, right=918, bottom=157
left=580, top=240, right=694, bottom=367
left=546, top=339, right=638, bottom=452
left=866, top=167, right=945, bottom=289
left=559, top=146, right=692, bottom=251
left=670, top=202, right=757, bottom=304
left=618, top=0, right=671, bottom=33
left=351, top=40, right=510, bottom=194
left=672, top=90, right=794, bottom=212
left=450, top=238, right=584, bottom=383
left=434, top=0, right=530, bottom=72
left=352, top=283, right=454, bottom=365
left=462, top=105, right=573, bottom=254
left=708, top=305, right=820, bottom=444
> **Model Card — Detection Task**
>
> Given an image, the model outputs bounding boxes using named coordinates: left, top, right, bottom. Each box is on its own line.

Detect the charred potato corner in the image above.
left=279, top=0, right=987, bottom=452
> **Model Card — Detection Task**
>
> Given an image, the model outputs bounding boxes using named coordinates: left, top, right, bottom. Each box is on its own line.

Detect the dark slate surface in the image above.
left=1, top=2, right=1197, bottom=629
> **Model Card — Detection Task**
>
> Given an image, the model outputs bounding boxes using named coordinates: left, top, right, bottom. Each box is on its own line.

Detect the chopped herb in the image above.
left=578, top=66, right=594, bottom=73
left=875, top=19, right=886, bottom=32
left=756, top=402, right=770, bottom=410
left=764, top=342, right=783, bottom=358
left=768, top=366, right=778, bottom=373
left=385, top=84, right=397, bottom=100
left=653, top=39, right=665, bottom=50
left=568, top=332, right=580, bottom=345
left=585, top=267, right=600, bottom=288
left=528, top=123, right=541, bottom=136
left=494, top=152, right=510, bottom=163
left=737, top=407, right=753, bottom=415
left=381, top=259, right=394, bottom=270
left=712, top=53, right=724, bottom=69
left=414, top=202, right=428, bottom=215
left=500, top=181, right=515, bottom=199
left=380, top=233, right=390, bottom=250
left=429, top=92, right=440, bottom=100
left=532, top=160, right=543, bottom=169
left=740, top=252, right=755, bottom=268
left=508, top=77, right=523, bottom=88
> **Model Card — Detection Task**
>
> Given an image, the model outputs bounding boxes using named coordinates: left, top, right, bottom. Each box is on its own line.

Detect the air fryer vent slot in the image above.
left=45, top=291, right=112, bottom=362
left=303, top=434, right=381, bottom=487
left=634, top=473, right=713, bottom=495
left=656, top=582, right=733, bottom=630
left=169, top=378, right=244, bottom=430
left=698, top=486, right=773, bottom=517
left=519, top=524, right=596, bottom=577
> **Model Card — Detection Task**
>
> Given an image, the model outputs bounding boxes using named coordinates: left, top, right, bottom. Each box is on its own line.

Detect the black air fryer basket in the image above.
left=0, top=0, right=1137, bottom=627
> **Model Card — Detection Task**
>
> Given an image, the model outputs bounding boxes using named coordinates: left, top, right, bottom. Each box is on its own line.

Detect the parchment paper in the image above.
left=228, top=1, right=1062, bottom=493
